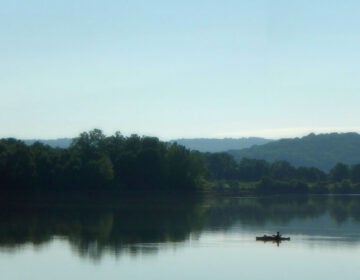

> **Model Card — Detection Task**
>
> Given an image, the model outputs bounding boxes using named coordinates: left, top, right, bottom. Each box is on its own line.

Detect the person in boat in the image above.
left=275, top=232, right=281, bottom=239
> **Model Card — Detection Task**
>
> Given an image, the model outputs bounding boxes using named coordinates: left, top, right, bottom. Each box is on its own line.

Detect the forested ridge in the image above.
left=228, top=132, right=360, bottom=172
left=170, top=137, right=272, bottom=153
left=1, top=129, right=360, bottom=197
left=23, top=137, right=272, bottom=152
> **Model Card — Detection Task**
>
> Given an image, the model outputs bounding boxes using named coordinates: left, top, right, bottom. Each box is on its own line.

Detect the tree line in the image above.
left=0, top=129, right=205, bottom=196
left=205, top=152, right=360, bottom=194
left=1, top=129, right=360, bottom=197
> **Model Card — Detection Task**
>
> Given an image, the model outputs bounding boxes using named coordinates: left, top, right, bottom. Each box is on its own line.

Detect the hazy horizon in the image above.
left=1, top=1, right=359, bottom=140
left=10, top=129, right=360, bottom=142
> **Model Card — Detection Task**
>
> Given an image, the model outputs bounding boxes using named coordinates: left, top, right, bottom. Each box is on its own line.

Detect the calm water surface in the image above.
left=1, top=195, right=360, bottom=279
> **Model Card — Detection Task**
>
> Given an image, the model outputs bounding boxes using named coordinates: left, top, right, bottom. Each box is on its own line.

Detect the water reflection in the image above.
left=0, top=195, right=204, bottom=260
left=1, top=195, right=360, bottom=259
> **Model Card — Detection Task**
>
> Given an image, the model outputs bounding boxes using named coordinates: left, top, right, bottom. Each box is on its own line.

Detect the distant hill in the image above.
left=228, top=133, right=360, bottom=172
left=24, top=138, right=73, bottom=148
left=171, top=137, right=272, bottom=153
left=23, top=137, right=272, bottom=152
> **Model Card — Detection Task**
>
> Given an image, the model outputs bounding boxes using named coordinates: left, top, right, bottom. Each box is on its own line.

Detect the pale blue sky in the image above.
left=1, top=0, right=359, bottom=139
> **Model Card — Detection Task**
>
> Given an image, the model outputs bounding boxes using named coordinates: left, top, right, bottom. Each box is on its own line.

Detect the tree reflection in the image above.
left=0, top=195, right=205, bottom=259
left=1, top=195, right=360, bottom=259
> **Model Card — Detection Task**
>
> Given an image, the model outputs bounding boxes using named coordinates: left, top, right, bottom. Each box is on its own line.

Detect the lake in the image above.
left=1, top=195, right=360, bottom=279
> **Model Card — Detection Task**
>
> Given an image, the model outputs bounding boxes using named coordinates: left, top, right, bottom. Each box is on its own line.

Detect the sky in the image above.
left=1, top=0, right=360, bottom=140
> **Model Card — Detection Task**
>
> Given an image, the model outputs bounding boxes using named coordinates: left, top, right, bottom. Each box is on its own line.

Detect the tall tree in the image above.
left=329, top=163, right=350, bottom=182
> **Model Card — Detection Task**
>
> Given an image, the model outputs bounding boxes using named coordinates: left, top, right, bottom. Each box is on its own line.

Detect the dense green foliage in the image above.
left=2, top=130, right=360, bottom=197
left=204, top=153, right=327, bottom=182
left=204, top=152, right=360, bottom=195
left=228, top=132, right=360, bottom=172
left=0, top=129, right=205, bottom=196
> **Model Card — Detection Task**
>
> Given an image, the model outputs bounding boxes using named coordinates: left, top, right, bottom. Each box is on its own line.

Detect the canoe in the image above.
left=256, top=235, right=290, bottom=241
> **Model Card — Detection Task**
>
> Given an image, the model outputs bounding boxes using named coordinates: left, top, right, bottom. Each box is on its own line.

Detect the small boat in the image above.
left=256, top=235, right=290, bottom=242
